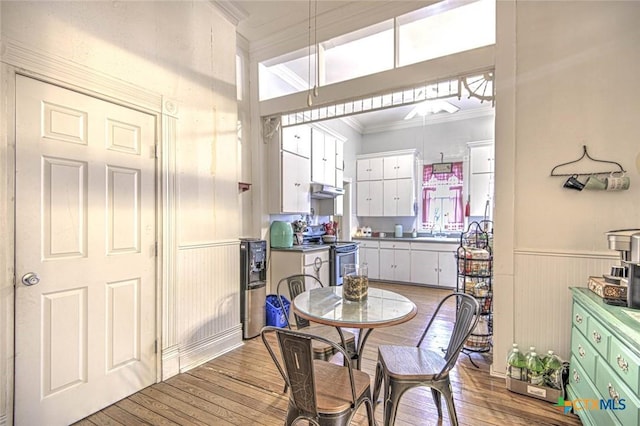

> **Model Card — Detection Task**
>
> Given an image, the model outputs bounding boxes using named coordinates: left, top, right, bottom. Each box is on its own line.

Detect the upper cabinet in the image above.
left=383, top=154, right=415, bottom=179
left=268, top=124, right=311, bottom=214
left=357, top=150, right=418, bottom=217
left=335, top=139, right=344, bottom=171
left=357, top=157, right=384, bottom=181
left=467, top=141, right=494, bottom=218
left=311, top=129, right=336, bottom=186
left=282, top=124, right=311, bottom=158
left=383, top=178, right=416, bottom=216
left=470, top=143, right=494, bottom=174
left=282, top=151, right=311, bottom=213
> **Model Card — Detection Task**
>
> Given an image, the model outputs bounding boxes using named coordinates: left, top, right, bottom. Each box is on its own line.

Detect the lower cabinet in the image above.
left=409, top=243, right=457, bottom=288
left=270, top=249, right=330, bottom=297
left=567, top=288, right=640, bottom=426
left=359, top=240, right=380, bottom=280
left=379, top=242, right=411, bottom=282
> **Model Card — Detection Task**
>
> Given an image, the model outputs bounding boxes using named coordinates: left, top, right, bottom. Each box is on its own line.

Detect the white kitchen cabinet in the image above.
left=469, top=172, right=493, bottom=217
left=270, top=249, right=330, bottom=296
left=311, top=129, right=336, bottom=186
left=383, top=154, right=415, bottom=179
left=383, top=178, right=415, bottom=216
left=357, top=180, right=383, bottom=216
left=335, top=139, right=344, bottom=171
left=379, top=241, right=411, bottom=282
left=357, top=157, right=383, bottom=181
left=281, top=151, right=311, bottom=213
left=409, top=242, right=457, bottom=288
left=468, top=141, right=494, bottom=219
left=282, top=124, right=311, bottom=158
left=358, top=240, right=379, bottom=280
left=470, top=143, right=494, bottom=174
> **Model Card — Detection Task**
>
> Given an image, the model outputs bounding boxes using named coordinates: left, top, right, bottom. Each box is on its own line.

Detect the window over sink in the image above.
left=421, top=162, right=464, bottom=233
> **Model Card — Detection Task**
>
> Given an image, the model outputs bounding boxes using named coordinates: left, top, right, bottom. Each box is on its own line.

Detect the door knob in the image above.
left=21, top=272, right=40, bottom=286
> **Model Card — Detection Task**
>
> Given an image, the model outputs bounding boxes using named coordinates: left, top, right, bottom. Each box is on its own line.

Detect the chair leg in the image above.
left=430, top=388, right=443, bottom=419
left=438, top=380, right=458, bottom=426
left=372, top=361, right=384, bottom=409
left=384, top=380, right=402, bottom=426
left=365, top=398, right=375, bottom=426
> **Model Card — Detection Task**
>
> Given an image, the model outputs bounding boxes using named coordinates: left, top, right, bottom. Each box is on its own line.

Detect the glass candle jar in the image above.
left=343, top=264, right=368, bottom=302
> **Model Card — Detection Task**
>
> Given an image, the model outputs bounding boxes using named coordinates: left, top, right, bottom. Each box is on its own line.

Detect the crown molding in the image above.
left=211, top=0, right=248, bottom=26
left=361, top=105, right=494, bottom=134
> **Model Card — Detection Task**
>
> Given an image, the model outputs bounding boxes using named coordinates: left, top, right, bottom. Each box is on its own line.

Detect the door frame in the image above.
left=1, top=41, right=176, bottom=425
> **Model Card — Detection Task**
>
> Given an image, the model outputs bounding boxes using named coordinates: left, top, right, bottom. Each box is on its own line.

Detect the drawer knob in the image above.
left=608, top=383, right=620, bottom=403
left=592, top=330, right=601, bottom=344
left=575, top=314, right=583, bottom=324
left=573, top=369, right=580, bottom=383
left=616, top=355, right=629, bottom=373
left=578, top=345, right=586, bottom=358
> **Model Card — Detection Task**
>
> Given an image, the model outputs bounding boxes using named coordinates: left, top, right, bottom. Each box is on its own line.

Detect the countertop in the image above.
left=269, top=244, right=332, bottom=252
left=353, top=235, right=460, bottom=244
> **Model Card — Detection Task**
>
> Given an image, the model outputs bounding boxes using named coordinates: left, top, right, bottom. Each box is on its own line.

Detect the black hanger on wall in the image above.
left=550, top=145, right=625, bottom=177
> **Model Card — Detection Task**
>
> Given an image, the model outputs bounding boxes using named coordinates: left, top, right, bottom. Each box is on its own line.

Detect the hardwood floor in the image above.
left=75, top=282, right=581, bottom=425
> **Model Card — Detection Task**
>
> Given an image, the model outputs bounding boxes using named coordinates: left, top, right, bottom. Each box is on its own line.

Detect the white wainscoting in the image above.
left=169, top=241, right=242, bottom=375
left=513, top=250, right=617, bottom=360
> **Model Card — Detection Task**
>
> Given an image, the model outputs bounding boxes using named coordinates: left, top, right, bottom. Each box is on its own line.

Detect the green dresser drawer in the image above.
left=568, top=356, right=617, bottom=426
left=571, top=326, right=598, bottom=377
left=572, top=301, right=589, bottom=336
left=595, top=357, right=640, bottom=426
left=586, top=315, right=610, bottom=359
left=608, top=336, right=640, bottom=398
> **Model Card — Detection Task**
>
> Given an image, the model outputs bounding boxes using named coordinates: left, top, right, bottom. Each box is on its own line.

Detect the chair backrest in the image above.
left=276, top=274, right=324, bottom=329
left=261, top=326, right=359, bottom=423
left=416, top=292, right=480, bottom=379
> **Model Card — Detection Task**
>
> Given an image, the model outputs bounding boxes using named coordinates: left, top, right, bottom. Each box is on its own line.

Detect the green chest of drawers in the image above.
left=568, top=288, right=640, bottom=426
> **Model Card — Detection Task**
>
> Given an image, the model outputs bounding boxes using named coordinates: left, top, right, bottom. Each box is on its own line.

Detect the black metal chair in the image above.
left=262, top=326, right=375, bottom=426
left=276, top=274, right=356, bottom=361
left=372, top=292, right=480, bottom=426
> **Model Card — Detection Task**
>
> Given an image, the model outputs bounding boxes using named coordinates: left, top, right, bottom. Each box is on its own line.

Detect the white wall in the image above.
left=493, top=0, right=640, bottom=374
left=360, top=114, right=494, bottom=162
left=1, top=2, right=242, bottom=422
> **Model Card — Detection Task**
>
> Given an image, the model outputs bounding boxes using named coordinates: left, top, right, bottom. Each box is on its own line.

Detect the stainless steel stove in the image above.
left=303, top=225, right=359, bottom=286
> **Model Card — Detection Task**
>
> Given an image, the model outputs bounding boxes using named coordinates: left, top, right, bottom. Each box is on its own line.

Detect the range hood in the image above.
left=310, top=184, right=344, bottom=199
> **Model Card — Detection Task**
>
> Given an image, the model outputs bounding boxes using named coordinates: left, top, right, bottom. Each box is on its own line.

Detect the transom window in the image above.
left=258, top=0, right=495, bottom=102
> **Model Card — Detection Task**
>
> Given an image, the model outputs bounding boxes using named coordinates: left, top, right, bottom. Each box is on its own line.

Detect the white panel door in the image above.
left=15, top=76, right=157, bottom=425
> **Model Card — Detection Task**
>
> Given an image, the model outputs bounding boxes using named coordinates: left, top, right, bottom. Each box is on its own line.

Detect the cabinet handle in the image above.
left=592, top=330, right=601, bottom=344
left=608, top=383, right=620, bottom=403
left=578, top=344, right=586, bottom=358
left=575, top=314, right=583, bottom=324
left=572, top=369, right=580, bottom=383
left=616, top=355, right=629, bottom=373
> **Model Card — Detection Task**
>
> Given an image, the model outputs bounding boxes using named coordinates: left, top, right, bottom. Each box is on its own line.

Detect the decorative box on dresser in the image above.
left=568, top=288, right=640, bottom=426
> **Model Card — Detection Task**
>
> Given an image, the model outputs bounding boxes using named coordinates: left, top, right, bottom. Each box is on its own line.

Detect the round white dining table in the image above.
left=293, top=286, right=417, bottom=370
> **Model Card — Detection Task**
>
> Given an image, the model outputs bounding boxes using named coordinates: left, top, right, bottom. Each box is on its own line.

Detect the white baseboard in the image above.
left=178, top=326, right=244, bottom=373
left=161, top=345, right=181, bottom=380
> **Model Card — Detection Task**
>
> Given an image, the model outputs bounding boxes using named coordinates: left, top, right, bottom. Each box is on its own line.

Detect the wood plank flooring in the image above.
left=76, top=282, right=581, bottom=425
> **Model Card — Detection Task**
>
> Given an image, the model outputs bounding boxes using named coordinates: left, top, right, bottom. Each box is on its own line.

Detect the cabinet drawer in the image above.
left=568, top=356, right=618, bottom=426
left=379, top=241, right=410, bottom=250
left=608, top=336, right=640, bottom=396
left=358, top=240, right=379, bottom=249
left=586, top=315, right=610, bottom=359
left=571, top=326, right=598, bottom=377
left=572, top=301, right=589, bottom=337
left=595, top=357, right=640, bottom=426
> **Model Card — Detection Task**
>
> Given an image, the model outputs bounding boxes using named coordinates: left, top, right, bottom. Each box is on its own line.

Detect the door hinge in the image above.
left=155, top=241, right=158, bottom=257
left=154, top=145, right=159, bottom=158
left=154, top=340, right=158, bottom=354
